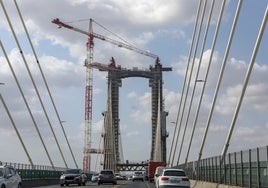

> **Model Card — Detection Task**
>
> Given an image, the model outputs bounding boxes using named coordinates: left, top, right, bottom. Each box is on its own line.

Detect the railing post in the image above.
left=201, top=159, right=204, bottom=181
left=206, top=158, right=208, bottom=181
left=266, top=146, right=268, bottom=188
left=207, top=158, right=209, bottom=181
left=234, top=152, right=237, bottom=185
left=257, top=147, right=260, bottom=188
left=194, top=161, right=197, bottom=180
left=209, top=157, right=211, bottom=182
left=215, top=156, right=218, bottom=183
left=249, top=149, right=252, bottom=187
left=203, top=159, right=205, bottom=181
left=229, top=153, right=231, bottom=185
left=219, top=155, right=222, bottom=183
left=212, top=157, right=214, bottom=182
left=203, top=159, right=206, bottom=181
left=224, top=155, right=226, bottom=184
left=240, top=150, right=244, bottom=187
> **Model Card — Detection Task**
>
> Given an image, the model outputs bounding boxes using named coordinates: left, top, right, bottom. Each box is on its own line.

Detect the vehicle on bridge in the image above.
left=132, top=171, right=144, bottom=181
left=98, top=170, right=117, bottom=185
left=155, top=168, right=190, bottom=188
left=59, top=169, right=87, bottom=186
left=0, top=164, right=22, bottom=188
left=154, top=166, right=166, bottom=186
left=148, top=161, right=165, bottom=182
left=115, top=173, right=126, bottom=180
left=91, top=173, right=99, bottom=183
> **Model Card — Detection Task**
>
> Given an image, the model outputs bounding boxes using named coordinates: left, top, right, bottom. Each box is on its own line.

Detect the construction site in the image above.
left=52, top=18, right=172, bottom=172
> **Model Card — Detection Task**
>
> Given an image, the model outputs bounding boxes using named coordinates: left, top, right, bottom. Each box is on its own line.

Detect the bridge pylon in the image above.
left=94, top=59, right=171, bottom=171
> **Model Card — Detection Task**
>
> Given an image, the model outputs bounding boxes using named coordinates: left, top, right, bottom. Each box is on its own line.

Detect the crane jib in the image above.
left=52, top=18, right=73, bottom=30
left=51, top=18, right=160, bottom=62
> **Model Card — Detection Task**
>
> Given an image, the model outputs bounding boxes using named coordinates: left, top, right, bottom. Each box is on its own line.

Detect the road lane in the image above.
left=33, top=180, right=155, bottom=188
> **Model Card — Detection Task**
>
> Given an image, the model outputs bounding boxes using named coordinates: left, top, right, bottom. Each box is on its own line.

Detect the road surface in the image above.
left=34, top=180, right=155, bottom=188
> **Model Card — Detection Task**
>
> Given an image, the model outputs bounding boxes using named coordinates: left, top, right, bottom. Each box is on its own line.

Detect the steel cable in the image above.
left=168, top=0, right=203, bottom=167
left=220, top=4, right=267, bottom=168
left=177, top=0, right=214, bottom=164
left=1, top=0, right=55, bottom=169
left=196, top=0, right=243, bottom=178
left=184, top=0, right=216, bottom=165
left=174, top=0, right=208, bottom=166
left=0, top=63, right=34, bottom=167
left=13, top=0, right=78, bottom=168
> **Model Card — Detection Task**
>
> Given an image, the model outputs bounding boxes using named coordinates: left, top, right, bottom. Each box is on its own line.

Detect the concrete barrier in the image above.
left=190, top=180, right=242, bottom=188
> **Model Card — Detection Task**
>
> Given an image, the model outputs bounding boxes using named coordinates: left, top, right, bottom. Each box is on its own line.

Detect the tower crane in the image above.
left=52, top=18, right=160, bottom=171
left=52, top=18, right=160, bottom=64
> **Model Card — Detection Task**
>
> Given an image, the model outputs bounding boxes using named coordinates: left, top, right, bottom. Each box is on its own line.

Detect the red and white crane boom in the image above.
left=52, top=18, right=160, bottom=64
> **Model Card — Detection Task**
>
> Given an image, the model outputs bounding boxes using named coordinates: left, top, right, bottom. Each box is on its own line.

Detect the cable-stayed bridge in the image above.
left=0, top=0, right=268, bottom=187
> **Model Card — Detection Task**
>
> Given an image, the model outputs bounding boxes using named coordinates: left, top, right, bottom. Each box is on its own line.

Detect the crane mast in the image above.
left=52, top=18, right=160, bottom=171
left=83, top=20, right=93, bottom=172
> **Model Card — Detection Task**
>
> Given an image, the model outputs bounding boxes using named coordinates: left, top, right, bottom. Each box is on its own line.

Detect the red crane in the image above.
left=52, top=18, right=159, bottom=171
left=52, top=18, right=160, bottom=65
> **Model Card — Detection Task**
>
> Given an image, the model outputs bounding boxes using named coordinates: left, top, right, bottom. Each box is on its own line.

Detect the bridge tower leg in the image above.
left=110, top=72, right=122, bottom=164
left=103, top=71, right=122, bottom=171
left=149, top=63, right=168, bottom=164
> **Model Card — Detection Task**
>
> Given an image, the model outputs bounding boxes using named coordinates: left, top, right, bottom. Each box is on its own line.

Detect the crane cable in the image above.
left=168, top=0, right=203, bottom=167
left=92, top=19, right=138, bottom=49
left=13, top=0, right=78, bottom=168
left=62, top=18, right=141, bottom=54
left=1, top=0, right=55, bottom=169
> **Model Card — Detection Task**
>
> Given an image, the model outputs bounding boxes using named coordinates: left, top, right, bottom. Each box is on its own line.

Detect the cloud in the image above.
left=163, top=89, right=180, bottom=120
left=127, top=91, right=138, bottom=99
left=125, top=131, right=139, bottom=137
left=138, top=92, right=151, bottom=108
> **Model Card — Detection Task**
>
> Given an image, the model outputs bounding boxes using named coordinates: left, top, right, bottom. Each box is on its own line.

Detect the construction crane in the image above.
left=52, top=18, right=160, bottom=64
left=52, top=18, right=160, bottom=171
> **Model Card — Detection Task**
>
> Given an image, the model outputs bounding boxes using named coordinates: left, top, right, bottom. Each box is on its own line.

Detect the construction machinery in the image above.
left=52, top=18, right=160, bottom=171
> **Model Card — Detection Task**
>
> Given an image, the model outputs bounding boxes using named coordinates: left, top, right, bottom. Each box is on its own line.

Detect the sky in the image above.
left=0, top=0, right=268, bottom=172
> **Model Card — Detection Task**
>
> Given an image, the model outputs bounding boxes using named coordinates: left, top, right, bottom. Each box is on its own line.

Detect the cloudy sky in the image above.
left=0, top=0, right=267, bottom=171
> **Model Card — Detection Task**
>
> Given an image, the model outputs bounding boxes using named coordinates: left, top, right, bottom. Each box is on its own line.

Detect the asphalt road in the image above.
left=34, top=180, right=155, bottom=188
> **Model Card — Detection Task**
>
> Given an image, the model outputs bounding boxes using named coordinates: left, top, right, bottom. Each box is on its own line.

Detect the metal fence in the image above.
left=178, top=145, right=268, bottom=188
left=0, top=161, right=66, bottom=180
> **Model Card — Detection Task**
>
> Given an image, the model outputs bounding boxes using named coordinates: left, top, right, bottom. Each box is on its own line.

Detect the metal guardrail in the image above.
left=0, top=162, right=65, bottom=180
left=178, top=145, right=268, bottom=188
left=2, top=145, right=268, bottom=187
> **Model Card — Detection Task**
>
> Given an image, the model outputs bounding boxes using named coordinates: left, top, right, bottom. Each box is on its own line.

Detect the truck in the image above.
left=148, top=161, right=165, bottom=182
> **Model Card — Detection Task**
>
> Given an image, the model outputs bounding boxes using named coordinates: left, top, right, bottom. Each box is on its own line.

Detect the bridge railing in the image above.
left=177, top=145, right=268, bottom=188
left=0, top=161, right=65, bottom=180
